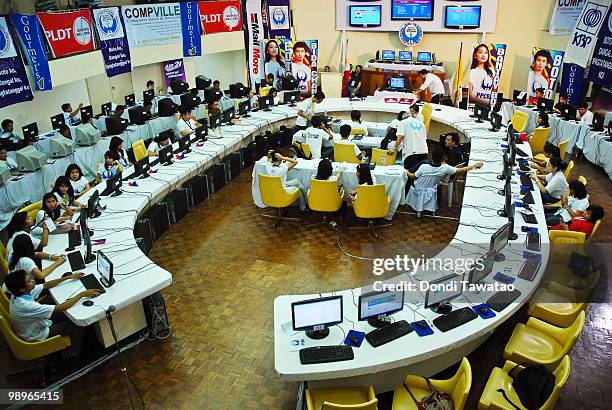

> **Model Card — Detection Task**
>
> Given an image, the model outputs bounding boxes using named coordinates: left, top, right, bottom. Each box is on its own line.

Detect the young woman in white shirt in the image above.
left=109, top=136, right=130, bottom=167
left=6, top=211, right=49, bottom=261
left=349, top=163, right=376, bottom=201
left=314, top=159, right=345, bottom=182
left=8, top=234, right=66, bottom=282
left=65, top=164, right=90, bottom=198
left=546, top=179, right=589, bottom=226
left=97, top=150, right=124, bottom=183
left=51, top=176, right=82, bottom=210
left=34, top=193, right=74, bottom=238
left=531, top=157, right=568, bottom=204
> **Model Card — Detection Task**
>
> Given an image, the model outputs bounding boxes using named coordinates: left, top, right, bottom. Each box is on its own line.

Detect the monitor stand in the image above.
left=475, top=117, right=484, bottom=123
left=111, top=189, right=123, bottom=197
left=289, top=101, right=297, bottom=107
left=84, top=243, right=96, bottom=264
left=100, top=276, right=115, bottom=288
left=305, top=327, right=330, bottom=340
left=430, top=302, right=452, bottom=315
left=494, top=251, right=506, bottom=262
left=368, top=315, right=392, bottom=329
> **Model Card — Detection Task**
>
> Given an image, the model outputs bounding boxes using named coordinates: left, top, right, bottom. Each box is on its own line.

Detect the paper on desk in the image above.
left=44, top=218, right=56, bottom=232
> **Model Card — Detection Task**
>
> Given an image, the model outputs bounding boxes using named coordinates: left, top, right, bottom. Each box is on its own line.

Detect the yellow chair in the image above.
left=558, top=139, right=569, bottom=159
left=528, top=127, right=550, bottom=155
left=0, top=241, right=7, bottom=275
left=351, top=184, right=391, bottom=237
left=307, top=179, right=344, bottom=226
left=511, top=110, right=529, bottom=133
left=578, top=175, right=587, bottom=186
left=586, top=218, right=602, bottom=243
left=132, top=139, right=147, bottom=161
left=371, top=148, right=396, bottom=166
left=422, top=103, right=433, bottom=135
left=350, top=125, right=368, bottom=136
left=543, top=259, right=600, bottom=293
left=392, top=357, right=472, bottom=410
left=503, top=311, right=585, bottom=370
left=0, top=289, right=8, bottom=313
left=528, top=280, right=588, bottom=327
left=478, top=356, right=570, bottom=410
left=302, top=143, right=312, bottom=159
left=563, top=160, right=574, bottom=180
left=306, top=386, right=377, bottom=410
left=257, top=174, right=301, bottom=227
left=259, top=86, right=272, bottom=97
left=18, top=201, right=42, bottom=220
left=333, top=141, right=361, bottom=164
left=548, top=230, right=586, bottom=266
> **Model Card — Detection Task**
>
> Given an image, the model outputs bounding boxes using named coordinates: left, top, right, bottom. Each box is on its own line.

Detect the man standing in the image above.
left=418, top=69, right=445, bottom=104
left=61, top=102, right=83, bottom=126
left=295, top=90, right=326, bottom=131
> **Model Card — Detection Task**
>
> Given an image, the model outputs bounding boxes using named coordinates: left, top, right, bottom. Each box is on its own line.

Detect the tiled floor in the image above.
left=0, top=152, right=610, bottom=409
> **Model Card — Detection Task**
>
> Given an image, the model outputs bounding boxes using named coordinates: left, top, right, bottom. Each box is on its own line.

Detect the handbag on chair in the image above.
left=403, top=378, right=455, bottom=410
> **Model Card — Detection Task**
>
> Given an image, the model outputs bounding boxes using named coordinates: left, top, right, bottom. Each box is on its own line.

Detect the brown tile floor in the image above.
left=1, top=154, right=610, bottom=409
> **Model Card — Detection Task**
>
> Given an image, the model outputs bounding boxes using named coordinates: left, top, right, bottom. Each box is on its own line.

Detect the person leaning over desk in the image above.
left=295, top=90, right=326, bottom=131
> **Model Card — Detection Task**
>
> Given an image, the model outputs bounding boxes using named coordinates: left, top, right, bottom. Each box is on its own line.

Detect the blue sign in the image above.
left=588, top=6, right=612, bottom=86
left=266, top=0, right=291, bottom=39
left=10, top=14, right=52, bottom=91
left=399, top=22, right=423, bottom=47
left=560, top=63, right=585, bottom=106
left=180, top=1, right=201, bottom=57
left=0, top=16, right=33, bottom=108
left=92, top=7, right=132, bottom=77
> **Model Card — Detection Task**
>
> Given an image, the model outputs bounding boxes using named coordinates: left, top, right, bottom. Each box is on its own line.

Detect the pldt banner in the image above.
left=180, top=1, right=201, bottom=57
left=92, top=7, right=132, bottom=77
left=0, top=16, right=34, bottom=108
left=10, top=13, right=52, bottom=91
left=37, top=9, right=95, bottom=58
left=198, top=0, right=242, bottom=34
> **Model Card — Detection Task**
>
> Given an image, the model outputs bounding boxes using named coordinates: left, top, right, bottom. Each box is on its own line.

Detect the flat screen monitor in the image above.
left=143, top=89, right=154, bottom=101
left=124, top=94, right=136, bottom=106
left=490, top=222, right=511, bottom=255
left=80, top=105, right=93, bottom=122
left=22, top=123, right=39, bottom=140
left=469, top=250, right=495, bottom=284
left=424, top=274, right=463, bottom=309
left=102, top=171, right=122, bottom=196
left=561, top=104, right=577, bottom=121
left=87, top=190, right=100, bottom=219
left=381, top=50, right=396, bottom=61
left=444, top=6, right=482, bottom=29
left=389, top=77, right=406, bottom=89
left=209, top=113, right=221, bottom=129
left=291, top=296, right=343, bottom=339
left=398, top=51, right=413, bottom=62
left=416, top=51, right=432, bottom=63
left=135, top=157, right=150, bottom=178
left=349, top=5, right=382, bottom=27
left=158, top=144, right=173, bottom=165
left=79, top=206, right=90, bottom=242
left=259, top=94, right=274, bottom=111
left=537, top=97, right=552, bottom=112
left=238, top=99, right=251, bottom=117
left=178, top=135, right=191, bottom=152
left=222, top=107, right=235, bottom=124
left=101, top=102, right=112, bottom=116
left=97, top=250, right=115, bottom=287
left=282, top=90, right=300, bottom=106
left=358, top=290, right=404, bottom=327
left=490, top=111, right=502, bottom=131
left=391, top=0, right=434, bottom=20
left=474, top=104, right=490, bottom=123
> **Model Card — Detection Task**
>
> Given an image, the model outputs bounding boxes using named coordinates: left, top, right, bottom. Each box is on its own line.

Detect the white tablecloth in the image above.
left=365, top=62, right=444, bottom=73
left=582, top=130, right=612, bottom=180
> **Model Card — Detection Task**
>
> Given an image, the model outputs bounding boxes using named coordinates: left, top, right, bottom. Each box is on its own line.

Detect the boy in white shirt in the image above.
left=265, top=150, right=307, bottom=211
left=147, top=133, right=172, bottom=157
left=175, top=107, right=202, bottom=137
left=418, top=70, right=445, bottom=104
left=577, top=102, right=593, bottom=125
left=0, top=145, right=18, bottom=170
left=389, top=116, right=429, bottom=170
left=303, top=115, right=334, bottom=159
left=61, top=102, right=83, bottom=126
left=295, top=90, right=326, bottom=130
left=336, top=124, right=364, bottom=161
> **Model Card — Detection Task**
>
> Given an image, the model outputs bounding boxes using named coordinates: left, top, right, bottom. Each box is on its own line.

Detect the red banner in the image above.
left=384, top=97, right=415, bottom=105
left=37, top=9, right=95, bottom=58
left=198, top=0, right=242, bottom=34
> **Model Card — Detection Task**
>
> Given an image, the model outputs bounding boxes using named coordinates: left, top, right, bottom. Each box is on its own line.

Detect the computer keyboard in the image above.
left=299, top=345, right=354, bottom=365
left=519, top=162, right=531, bottom=172
left=365, top=320, right=413, bottom=347
left=432, top=307, right=478, bottom=332
left=520, top=175, right=532, bottom=187
left=522, top=191, right=534, bottom=204
left=521, top=212, right=538, bottom=224
left=486, top=289, right=522, bottom=312
left=526, top=231, right=541, bottom=251
left=68, top=230, right=81, bottom=249
left=518, top=256, right=541, bottom=281
left=515, top=147, right=528, bottom=157
left=67, top=251, right=86, bottom=271
left=80, top=274, right=106, bottom=293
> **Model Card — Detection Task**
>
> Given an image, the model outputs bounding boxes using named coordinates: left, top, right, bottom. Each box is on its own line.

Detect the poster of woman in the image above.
left=263, top=39, right=287, bottom=89
left=468, top=43, right=497, bottom=106
left=285, top=40, right=319, bottom=95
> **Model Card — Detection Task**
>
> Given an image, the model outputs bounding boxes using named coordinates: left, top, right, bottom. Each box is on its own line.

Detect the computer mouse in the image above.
left=415, top=321, right=428, bottom=330
left=349, top=335, right=359, bottom=344
left=478, top=306, right=489, bottom=315
left=434, top=108, right=442, bottom=111
left=82, top=300, right=94, bottom=307
left=62, top=272, right=73, bottom=278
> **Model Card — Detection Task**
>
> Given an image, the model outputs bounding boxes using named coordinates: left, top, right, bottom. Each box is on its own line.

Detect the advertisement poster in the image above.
left=37, top=9, right=95, bottom=58
left=548, top=0, right=586, bottom=35
left=564, top=0, right=610, bottom=67
left=198, top=0, right=242, bottom=34
left=468, top=43, right=507, bottom=108
left=263, top=38, right=287, bottom=88
left=559, top=63, right=585, bottom=106
left=92, top=7, right=132, bottom=77
left=245, top=0, right=264, bottom=87
left=180, top=1, right=202, bottom=57
left=122, top=3, right=182, bottom=48
left=526, top=47, right=565, bottom=99
left=0, top=16, right=34, bottom=108
left=266, top=0, right=291, bottom=39
left=163, top=58, right=186, bottom=90
left=588, top=5, right=612, bottom=86
left=284, top=39, right=318, bottom=94
left=10, top=13, right=52, bottom=91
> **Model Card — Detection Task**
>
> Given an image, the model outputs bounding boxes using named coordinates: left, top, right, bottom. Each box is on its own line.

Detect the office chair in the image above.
left=511, top=110, right=529, bottom=133
left=371, top=148, right=396, bottom=166
left=528, top=281, right=587, bottom=328
left=333, top=141, right=361, bottom=164
left=558, top=139, right=569, bottom=160
left=586, top=217, right=602, bottom=243
left=563, top=160, right=574, bottom=181
left=351, top=184, right=390, bottom=237
left=306, top=385, right=378, bottom=410
left=307, top=179, right=344, bottom=227
left=528, top=127, right=550, bottom=155
left=132, top=139, right=147, bottom=162
left=422, top=102, right=433, bottom=135
left=257, top=174, right=300, bottom=227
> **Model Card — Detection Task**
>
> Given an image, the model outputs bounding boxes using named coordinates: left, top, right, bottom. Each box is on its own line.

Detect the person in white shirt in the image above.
left=381, top=111, right=407, bottom=150
left=97, top=151, right=124, bottom=183
left=175, top=107, right=202, bottom=137
left=348, top=110, right=368, bottom=135
left=295, top=90, right=325, bottom=130
left=546, top=180, right=589, bottom=226
left=389, top=116, right=429, bottom=170
left=8, top=234, right=66, bottom=282
left=348, top=163, right=377, bottom=202
left=109, top=136, right=130, bottom=167
left=61, top=102, right=83, bottom=126
left=410, top=105, right=424, bottom=123
left=265, top=150, right=307, bottom=211
left=4, top=269, right=99, bottom=358
left=418, top=70, right=445, bottom=104
left=1, top=119, right=22, bottom=143
left=303, top=115, right=334, bottom=159
left=65, top=164, right=90, bottom=198
left=577, top=102, right=593, bottom=125
left=531, top=157, right=568, bottom=204
left=147, top=133, right=172, bottom=157
left=33, top=193, right=74, bottom=240
left=6, top=211, right=49, bottom=262
left=337, top=124, right=364, bottom=161
left=0, top=145, right=18, bottom=170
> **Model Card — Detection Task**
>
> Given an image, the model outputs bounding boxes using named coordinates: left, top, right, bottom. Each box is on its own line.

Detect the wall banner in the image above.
left=266, top=0, right=291, bottom=39
left=468, top=43, right=507, bottom=108
left=526, top=48, right=565, bottom=100
left=163, top=58, right=186, bottom=90
left=92, top=7, right=132, bottom=77
left=10, top=13, right=52, bottom=91
left=548, top=0, right=587, bottom=36
left=198, top=0, right=242, bottom=35
left=0, top=16, right=34, bottom=108
left=180, top=1, right=201, bottom=57
left=245, top=0, right=264, bottom=88
left=588, top=5, right=612, bottom=86
left=121, top=3, right=182, bottom=49
left=564, top=0, right=610, bottom=67
left=285, top=39, right=318, bottom=95
left=559, top=63, right=585, bottom=106
left=37, top=9, right=95, bottom=58
left=263, top=38, right=287, bottom=89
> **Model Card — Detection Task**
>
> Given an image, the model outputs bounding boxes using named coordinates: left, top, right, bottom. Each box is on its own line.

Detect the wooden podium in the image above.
left=360, top=68, right=445, bottom=102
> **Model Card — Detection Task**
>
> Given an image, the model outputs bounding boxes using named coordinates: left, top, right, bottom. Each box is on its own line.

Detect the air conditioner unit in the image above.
left=49, top=134, right=75, bottom=158
left=75, top=123, right=101, bottom=146
left=0, top=167, right=10, bottom=186
left=16, top=146, right=48, bottom=172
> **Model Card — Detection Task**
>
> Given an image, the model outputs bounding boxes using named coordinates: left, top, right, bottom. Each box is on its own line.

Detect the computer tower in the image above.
left=147, top=202, right=170, bottom=239
left=158, top=98, right=178, bottom=117
left=134, top=218, right=155, bottom=255
left=206, top=164, right=226, bottom=194
left=241, top=143, right=255, bottom=168
left=224, top=153, right=242, bottom=181
left=165, top=189, right=189, bottom=223
left=254, top=135, right=268, bottom=160
left=183, top=174, right=209, bottom=206
left=143, top=291, right=170, bottom=336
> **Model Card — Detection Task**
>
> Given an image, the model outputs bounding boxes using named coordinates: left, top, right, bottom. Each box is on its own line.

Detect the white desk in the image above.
left=365, top=62, right=444, bottom=73
left=582, top=130, right=612, bottom=181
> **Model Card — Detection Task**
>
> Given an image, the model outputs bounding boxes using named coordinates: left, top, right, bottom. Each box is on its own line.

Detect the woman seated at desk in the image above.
left=546, top=179, right=589, bottom=227
left=348, top=163, right=376, bottom=201
left=33, top=193, right=74, bottom=239
left=5, top=212, right=49, bottom=261
left=8, top=234, right=66, bottom=283
left=65, top=164, right=90, bottom=198
left=51, top=176, right=83, bottom=210
left=530, top=157, right=568, bottom=204
left=109, top=136, right=130, bottom=167
left=97, top=151, right=124, bottom=183
left=147, top=133, right=171, bottom=157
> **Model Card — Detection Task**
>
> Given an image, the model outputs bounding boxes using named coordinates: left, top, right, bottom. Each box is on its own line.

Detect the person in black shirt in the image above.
left=443, top=133, right=464, bottom=166
left=348, top=65, right=362, bottom=97
left=553, top=94, right=568, bottom=114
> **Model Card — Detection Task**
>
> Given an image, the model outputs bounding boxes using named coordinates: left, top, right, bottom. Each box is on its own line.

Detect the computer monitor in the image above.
left=391, top=0, right=434, bottom=20
left=87, top=190, right=101, bottom=219
left=204, top=88, right=223, bottom=104
left=194, top=125, right=208, bottom=142
left=101, top=171, right=122, bottom=196
left=80, top=105, right=93, bottom=122
left=259, top=94, right=274, bottom=111
left=490, top=222, right=511, bottom=261
left=22, top=123, right=39, bottom=140
left=238, top=99, right=251, bottom=117
left=561, top=104, right=577, bottom=121
left=158, top=144, right=173, bottom=166
left=416, top=51, right=432, bottom=63
left=468, top=250, right=495, bottom=284
left=497, top=153, right=510, bottom=182
left=537, top=97, right=552, bottom=112
left=97, top=251, right=115, bottom=287
left=209, top=113, right=221, bottom=129
left=178, top=135, right=191, bottom=153
left=124, top=94, right=135, bottom=107
left=282, top=90, right=300, bottom=106
left=143, top=89, right=154, bottom=101
left=195, top=75, right=212, bottom=90
left=229, top=83, right=248, bottom=99
left=592, top=112, right=605, bottom=131
left=79, top=205, right=92, bottom=242
left=498, top=184, right=512, bottom=219
left=512, top=90, right=526, bottom=105
left=424, top=274, right=463, bottom=314
left=490, top=111, right=502, bottom=131
left=444, top=5, right=482, bottom=29
left=134, top=157, right=151, bottom=178
left=398, top=51, right=413, bottom=62
left=128, top=106, right=149, bottom=126
left=50, top=114, right=66, bottom=130
left=221, top=107, right=235, bottom=125
left=291, top=295, right=343, bottom=339
left=389, top=77, right=406, bottom=89
left=358, top=290, right=404, bottom=328
left=349, top=5, right=382, bottom=28
left=100, top=102, right=112, bottom=116
left=381, top=50, right=396, bottom=61
left=474, top=104, right=490, bottom=123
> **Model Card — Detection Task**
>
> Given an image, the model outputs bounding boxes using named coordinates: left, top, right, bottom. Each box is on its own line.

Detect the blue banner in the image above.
left=588, top=6, right=612, bottom=87
left=10, top=14, right=51, bottom=91
left=266, top=0, right=291, bottom=39
left=92, top=7, right=132, bottom=77
left=0, top=16, right=33, bottom=109
left=559, top=63, right=585, bottom=107
left=180, top=1, right=201, bottom=57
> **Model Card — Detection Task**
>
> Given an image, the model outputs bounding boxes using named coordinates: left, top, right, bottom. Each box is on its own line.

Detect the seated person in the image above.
left=549, top=205, right=604, bottom=237
left=1, top=119, right=22, bottom=143
left=147, top=133, right=171, bottom=157
left=81, top=113, right=99, bottom=130
left=97, top=151, right=124, bottom=182
left=51, top=176, right=82, bottom=209
left=0, top=144, right=18, bottom=171
left=262, top=73, right=275, bottom=87
left=143, top=99, right=153, bottom=118
left=303, top=115, right=334, bottom=159
left=58, top=124, right=72, bottom=140
left=61, top=102, right=83, bottom=126
left=146, top=80, right=158, bottom=95
left=546, top=180, right=589, bottom=226
left=527, top=88, right=544, bottom=107
left=4, top=270, right=100, bottom=359
left=528, top=142, right=560, bottom=174
left=314, top=158, right=345, bottom=182
left=410, top=105, right=424, bottom=123
left=525, top=112, right=550, bottom=140
left=109, top=136, right=130, bottom=167
left=380, top=111, right=407, bottom=150
left=577, top=101, right=593, bottom=125
left=175, top=107, right=202, bottom=137
left=109, top=105, right=125, bottom=122
left=208, top=100, right=221, bottom=119
left=269, top=87, right=280, bottom=105
left=442, top=133, right=464, bottom=166
left=248, top=90, right=259, bottom=109
left=530, top=157, right=568, bottom=204
left=348, top=110, right=367, bottom=135
left=337, top=124, right=364, bottom=161
left=6, top=211, right=49, bottom=261
left=348, top=163, right=376, bottom=201
left=265, top=150, right=307, bottom=211
left=65, top=164, right=90, bottom=198
left=33, top=193, right=74, bottom=239
left=553, top=94, right=568, bottom=114
left=8, top=234, right=66, bottom=283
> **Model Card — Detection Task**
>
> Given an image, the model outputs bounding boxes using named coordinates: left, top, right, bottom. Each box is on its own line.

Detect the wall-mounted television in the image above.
left=349, top=5, right=382, bottom=27
left=444, top=6, right=482, bottom=29
left=391, top=0, right=434, bottom=21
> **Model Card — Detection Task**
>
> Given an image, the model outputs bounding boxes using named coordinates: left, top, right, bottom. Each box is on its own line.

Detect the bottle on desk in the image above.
left=381, top=156, right=386, bottom=166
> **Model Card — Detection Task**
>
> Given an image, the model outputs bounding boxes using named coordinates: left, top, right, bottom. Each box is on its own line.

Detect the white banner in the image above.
left=245, top=0, right=264, bottom=86
left=548, top=0, right=586, bottom=36
left=564, top=0, right=611, bottom=67
left=121, top=3, right=182, bottom=48
left=93, top=7, right=124, bottom=41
